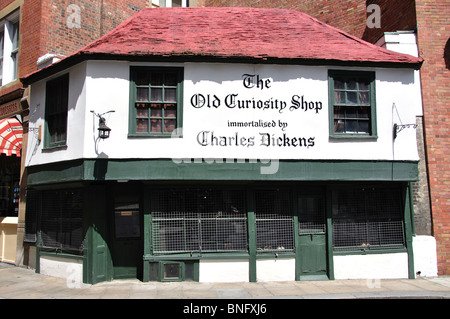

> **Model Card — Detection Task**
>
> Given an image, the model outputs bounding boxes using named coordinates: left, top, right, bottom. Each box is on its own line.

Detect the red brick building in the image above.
left=201, top=0, right=449, bottom=275
left=0, top=0, right=150, bottom=267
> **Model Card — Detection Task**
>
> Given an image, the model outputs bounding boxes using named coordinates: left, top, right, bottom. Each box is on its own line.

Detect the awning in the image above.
left=0, top=118, right=22, bottom=157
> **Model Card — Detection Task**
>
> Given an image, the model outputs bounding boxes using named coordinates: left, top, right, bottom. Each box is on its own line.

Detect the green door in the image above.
left=297, top=194, right=328, bottom=280
left=111, top=193, right=142, bottom=280
left=85, top=186, right=112, bottom=284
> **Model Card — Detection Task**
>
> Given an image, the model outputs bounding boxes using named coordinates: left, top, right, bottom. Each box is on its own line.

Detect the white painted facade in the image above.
left=25, top=61, right=421, bottom=167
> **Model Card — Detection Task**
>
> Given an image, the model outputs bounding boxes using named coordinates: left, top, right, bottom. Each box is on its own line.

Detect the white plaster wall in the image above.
left=413, top=235, right=438, bottom=277
left=256, top=258, right=295, bottom=282
left=199, top=260, right=249, bottom=282
left=333, top=253, right=409, bottom=279
left=26, top=61, right=421, bottom=167
left=39, top=256, right=83, bottom=286
left=26, top=62, right=87, bottom=166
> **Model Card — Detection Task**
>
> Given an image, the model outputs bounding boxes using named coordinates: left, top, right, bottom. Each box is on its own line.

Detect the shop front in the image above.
left=24, top=159, right=417, bottom=284
left=21, top=8, right=424, bottom=284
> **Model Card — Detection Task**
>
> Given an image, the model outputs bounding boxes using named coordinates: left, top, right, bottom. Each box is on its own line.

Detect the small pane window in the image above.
left=130, top=67, right=183, bottom=136
left=329, top=71, right=376, bottom=137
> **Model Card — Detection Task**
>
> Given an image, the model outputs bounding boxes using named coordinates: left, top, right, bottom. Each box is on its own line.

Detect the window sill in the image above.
left=329, top=134, right=378, bottom=140
left=42, top=144, right=68, bottom=152
left=333, top=247, right=407, bottom=255
left=128, top=133, right=182, bottom=138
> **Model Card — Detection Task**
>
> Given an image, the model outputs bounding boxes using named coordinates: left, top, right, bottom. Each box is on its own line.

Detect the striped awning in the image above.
left=0, top=118, right=22, bottom=157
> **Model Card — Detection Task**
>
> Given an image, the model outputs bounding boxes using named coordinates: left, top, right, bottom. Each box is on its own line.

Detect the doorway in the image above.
left=297, top=193, right=328, bottom=280
left=110, top=187, right=142, bottom=280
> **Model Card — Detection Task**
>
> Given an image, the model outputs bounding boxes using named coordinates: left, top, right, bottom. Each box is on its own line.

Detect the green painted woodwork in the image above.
left=27, top=159, right=419, bottom=186
left=83, top=186, right=112, bottom=284
left=325, top=186, right=335, bottom=280
left=328, top=70, right=377, bottom=139
left=247, top=189, right=257, bottom=283
left=298, top=234, right=327, bottom=278
left=404, top=183, right=415, bottom=279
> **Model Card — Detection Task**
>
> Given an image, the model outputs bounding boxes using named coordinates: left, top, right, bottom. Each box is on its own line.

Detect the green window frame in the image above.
left=44, top=74, right=69, bottom=148
left=129, top=66, right=183, bottom=137
left=328, top=70, right=377, bottom=138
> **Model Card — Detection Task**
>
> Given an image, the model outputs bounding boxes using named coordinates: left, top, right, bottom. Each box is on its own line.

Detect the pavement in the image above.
left=1, top=262, right=450, bottom=300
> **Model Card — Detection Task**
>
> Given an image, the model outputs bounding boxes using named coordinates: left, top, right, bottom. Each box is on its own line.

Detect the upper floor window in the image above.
left=129, top=67, right=183, bottom=137
left=45, top=74, right=69, bottom=148
left=328, top=70, right=377, bottom=138
left=0, top=10, right=19, bottom=86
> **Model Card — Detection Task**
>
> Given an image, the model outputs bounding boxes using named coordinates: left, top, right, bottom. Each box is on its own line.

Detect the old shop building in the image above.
left=21, top=8, right=426, bottom=284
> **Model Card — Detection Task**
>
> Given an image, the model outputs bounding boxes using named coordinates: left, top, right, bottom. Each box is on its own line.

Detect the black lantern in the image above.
left=91, top=110, right=114, bottom=139
left=98, top=116, right=111, bottom=139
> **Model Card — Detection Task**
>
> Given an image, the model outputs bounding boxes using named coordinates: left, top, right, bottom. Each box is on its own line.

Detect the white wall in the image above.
left=40, top=256, right=83, bottom=287
left=26, top=62, right=87, bottom=166
left=413, top=235, right=438, bottom=277
left=256, top=258, right=295, bottom=282
left=199, top=260, right=249, bottom=282
left=26, top=61, right=421, bottom=167
left=333, top=253, right=409, bottom=279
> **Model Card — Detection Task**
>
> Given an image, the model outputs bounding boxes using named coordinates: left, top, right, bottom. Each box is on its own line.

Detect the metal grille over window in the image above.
left=151, top=188, right=247, bottom=254
left=39, top=190, right=84, bottom=252
left=24, top=189, right=39, bottom=243
left=332, top=187, right=405, bottom=251
left=255, top=189, right=294, bottom=252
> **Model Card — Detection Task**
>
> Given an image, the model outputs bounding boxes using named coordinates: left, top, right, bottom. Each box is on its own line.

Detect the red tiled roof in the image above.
left=22, top=7, right=422, bottom=83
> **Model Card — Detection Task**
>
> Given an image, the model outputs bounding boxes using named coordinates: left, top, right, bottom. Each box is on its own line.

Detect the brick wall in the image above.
left=18, top=0, right=42, bottom=79
left=203, top=0, right=367, bottom=37
left=415, top=0, right=450, bottom=275
left=40, top=0, right=148, bottom=61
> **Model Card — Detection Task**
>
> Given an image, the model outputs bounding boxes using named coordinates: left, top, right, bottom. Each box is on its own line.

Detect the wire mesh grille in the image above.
left=332, top=187, right=405, bottom=251
left=151, top=188, right=247, bottom=254
left=255, top=189, right=294, bottom=252
left=24, top=189, right=38, bottom=243
left=40, top=190, right=84, bottom=251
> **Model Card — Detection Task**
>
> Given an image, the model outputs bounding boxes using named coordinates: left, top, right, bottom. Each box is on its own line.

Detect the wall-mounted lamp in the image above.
left=91, top=110, right=115, bottom=139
